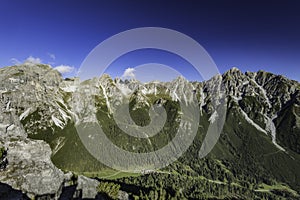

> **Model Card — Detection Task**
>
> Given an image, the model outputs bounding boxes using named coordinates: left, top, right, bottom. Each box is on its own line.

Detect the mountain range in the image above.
left=0, top=64, right=299, bottom=199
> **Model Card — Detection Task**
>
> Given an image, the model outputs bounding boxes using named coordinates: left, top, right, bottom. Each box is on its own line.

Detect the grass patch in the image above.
left=257, top=183, right=299, bottom=196
left=79, top=169, right=141, bottom=180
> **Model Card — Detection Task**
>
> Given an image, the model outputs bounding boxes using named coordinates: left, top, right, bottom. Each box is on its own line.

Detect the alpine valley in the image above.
left=0, top=64, right=299, bottom=200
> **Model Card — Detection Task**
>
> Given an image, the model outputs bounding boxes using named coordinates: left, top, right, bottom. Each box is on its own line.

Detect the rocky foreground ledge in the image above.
left=0, top=136, right=119, bottom=199
left=0, top=139, right=65, bottom=199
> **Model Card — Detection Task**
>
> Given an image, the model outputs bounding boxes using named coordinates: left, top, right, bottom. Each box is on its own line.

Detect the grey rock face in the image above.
left=118, top=190, right=129, bottom=200
left=0, top=139, right=64, bottom=199
left=0, top=65, right=69, bottom=198
left=0, top=64, right=71, bottom=134
left=0, top=110, right=27, bottom=141
left=76, top=175, right=99, bottom=199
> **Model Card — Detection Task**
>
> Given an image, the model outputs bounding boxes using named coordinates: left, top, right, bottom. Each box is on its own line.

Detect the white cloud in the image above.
left=10, top=56, right=42, bottom=66
left=10, top=58, right=21, bottom=65
left=24, top=56, right=42, bottom=64
left=54, top=65, right=74, bottom=74
left=48, top=53, right=56, bottom=60
left=122, top=68, right=136, bottom=79
left=9, top=55, right=75, bottom=76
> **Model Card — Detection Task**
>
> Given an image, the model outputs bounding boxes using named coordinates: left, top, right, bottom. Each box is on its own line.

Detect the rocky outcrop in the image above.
left=0, top=65, right=67, bottom=198
left=76, top=175, right=100, bottom=199
left=0, top=139, right=65, bottom=199
left=0, top=64, right=71, bottom=134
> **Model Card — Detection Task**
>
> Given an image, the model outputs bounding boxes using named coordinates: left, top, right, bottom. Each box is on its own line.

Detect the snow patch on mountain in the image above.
left=6, top=101, right=11, bottom=111
left=61, top=85, right=77, bottom=92
left=251, top=73, right=272, bottom=108
left=58, top=108, right=71, bottom=122
left=100, top=84, right=112, bottom=114
left=265, top=115, right=286, bottom=151
left=209, top=111, right=218, bottom=124
left=51, top=115, right=64, bottom=129
left=170, top=82, right=180, bottom=101
left=52, top=137, right=66, bottom=155
left=116, top=82, right=132, bottom=96
left=240, top=108, right=267, bottom=134
left=19, top=107, right=31, bottom=121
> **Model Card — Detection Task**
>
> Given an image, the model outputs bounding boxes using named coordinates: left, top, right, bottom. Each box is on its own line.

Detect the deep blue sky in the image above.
left=0, top=0, right=299, bottom=81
